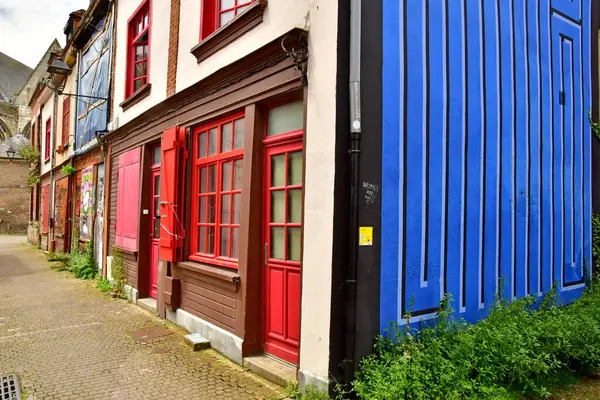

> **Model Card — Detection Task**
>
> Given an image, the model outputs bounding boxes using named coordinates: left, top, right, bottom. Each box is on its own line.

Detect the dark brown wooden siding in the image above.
left=176, top=266, right=239, bottom=333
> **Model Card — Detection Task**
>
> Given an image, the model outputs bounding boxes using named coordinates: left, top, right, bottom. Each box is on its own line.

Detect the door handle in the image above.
left=264, top=243, right=268, bottom=265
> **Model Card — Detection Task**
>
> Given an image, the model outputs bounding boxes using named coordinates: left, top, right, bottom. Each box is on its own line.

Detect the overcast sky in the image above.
left=0, top=0, right=90, bottom=68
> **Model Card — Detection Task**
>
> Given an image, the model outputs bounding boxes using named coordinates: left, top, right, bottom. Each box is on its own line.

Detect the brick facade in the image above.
left=166, top=0, right=181, bottom=97
left=0, top=159, right=30, bottom=233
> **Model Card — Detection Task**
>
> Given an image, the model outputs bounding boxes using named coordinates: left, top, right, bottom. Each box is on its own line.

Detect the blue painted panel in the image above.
left=381, top=0, right=591, bottom=327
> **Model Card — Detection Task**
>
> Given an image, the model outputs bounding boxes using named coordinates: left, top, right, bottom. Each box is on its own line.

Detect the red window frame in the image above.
left=190, top=113, right=245, bottom=268
left=200, top=0, right=255, bottom=40
left=126, top=0, right=151, bottom=98
left=44, top=117, right=51, bottom=161
left=62, top=97, right=70, bottom=145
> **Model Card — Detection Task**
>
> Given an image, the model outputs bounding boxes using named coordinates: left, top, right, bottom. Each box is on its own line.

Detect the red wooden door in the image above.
left=149, top=163, right=161, bottom=299
left=263, top=141, right=303, bottom=364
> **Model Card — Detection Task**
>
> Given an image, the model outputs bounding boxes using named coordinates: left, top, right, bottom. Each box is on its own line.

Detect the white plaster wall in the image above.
left=299, top=0, right=338, bottom=385
left=39, top=88, right=56, bottom=176
left=112, top=0, right=171, bottom=127
left=176, top=0, right=309, bottom=93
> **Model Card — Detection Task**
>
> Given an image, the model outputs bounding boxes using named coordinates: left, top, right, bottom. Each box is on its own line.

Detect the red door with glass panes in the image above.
left=149, top=147, right=161, bottom=298
left=263, top=101, right=304, bottom=364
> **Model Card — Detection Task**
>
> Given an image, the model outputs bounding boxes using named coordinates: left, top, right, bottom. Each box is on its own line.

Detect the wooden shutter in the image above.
left=115, top=148, right=141, bottom=251
left=41, top=185, right=49, bottom=233
left=159, top=127, right=186, bottom=262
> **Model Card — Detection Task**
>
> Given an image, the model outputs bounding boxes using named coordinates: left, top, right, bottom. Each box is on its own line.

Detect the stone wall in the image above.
left=0, top=102, right=18, bottom=139
left=0, top=158, right=30, bottom=233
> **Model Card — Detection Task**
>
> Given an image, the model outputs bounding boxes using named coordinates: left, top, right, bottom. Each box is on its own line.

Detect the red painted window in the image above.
left=126, top=0, right=150, bottom=98
left=190, top=113, right=245, bottom=268
left=62, top=97, right=70, bottom=145
left=115, top=147, right=141, bottom=251
left=41, top=185, right=49, bottom=233
left=200, top=0, right=255, bottom=40
left=44, top=117, right=51, bottom=161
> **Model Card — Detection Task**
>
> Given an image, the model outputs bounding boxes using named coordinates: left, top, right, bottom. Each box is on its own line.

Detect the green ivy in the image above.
left=18, top=145, right=40, bottom=187
left=588, top=109, right=600, bottom=141
left=593, top=212, right=600, bottom=265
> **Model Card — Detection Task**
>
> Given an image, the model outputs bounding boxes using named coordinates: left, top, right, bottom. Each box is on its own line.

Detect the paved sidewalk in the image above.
left=0, top=236, right=286, bottom=400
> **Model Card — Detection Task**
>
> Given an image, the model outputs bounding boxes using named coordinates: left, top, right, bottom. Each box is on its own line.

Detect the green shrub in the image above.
left=110, top=248, right=126, bottom=297
left=353, top=282, right=600, bottom=400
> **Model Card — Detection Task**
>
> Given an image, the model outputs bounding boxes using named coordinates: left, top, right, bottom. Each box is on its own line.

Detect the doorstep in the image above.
left=243, top=354, right=297, bottom=388
left=137, top=298, right=157, bottom=314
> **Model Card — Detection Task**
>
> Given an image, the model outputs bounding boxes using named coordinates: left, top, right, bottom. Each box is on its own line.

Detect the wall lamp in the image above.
left=5, top=146, right=16, bottom=162
left=46, top=57, right=108, bottom=102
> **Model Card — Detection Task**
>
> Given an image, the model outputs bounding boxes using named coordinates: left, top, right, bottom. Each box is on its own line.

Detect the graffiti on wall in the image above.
left=80, top=166, right=94, bottom=240
left=54, top=177, right=68, bottom=236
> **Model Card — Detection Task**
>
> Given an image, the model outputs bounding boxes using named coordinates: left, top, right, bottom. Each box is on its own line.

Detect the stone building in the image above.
left=0, top=51, right=33, bottom=139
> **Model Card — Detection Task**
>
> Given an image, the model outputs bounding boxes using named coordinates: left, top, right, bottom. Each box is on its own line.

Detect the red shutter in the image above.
left=115, top=148, right=141, bottom=251
left=41, top=185, right=49, bottom=232
left=159, top=127, right=186, bottom=262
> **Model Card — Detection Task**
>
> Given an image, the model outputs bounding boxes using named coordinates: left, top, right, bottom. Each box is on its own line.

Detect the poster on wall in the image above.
left=54, top=178, right=69, bottom=236
left=80, top=166, right=94, bottom=240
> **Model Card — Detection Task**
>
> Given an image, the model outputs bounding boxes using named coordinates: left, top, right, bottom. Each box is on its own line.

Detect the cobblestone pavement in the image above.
left=0, top=237, right=286, bottom=400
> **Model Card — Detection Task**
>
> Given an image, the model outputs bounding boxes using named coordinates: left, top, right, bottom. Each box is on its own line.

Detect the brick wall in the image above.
left=166, top=0, right=181, bottom=96
left=0, top=159, right=30, bottom=233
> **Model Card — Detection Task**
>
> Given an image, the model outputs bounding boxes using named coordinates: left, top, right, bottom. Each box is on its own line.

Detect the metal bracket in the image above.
left=281, top=33, right=309, bottom=87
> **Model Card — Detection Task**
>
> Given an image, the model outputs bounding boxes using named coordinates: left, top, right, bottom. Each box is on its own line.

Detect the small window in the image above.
left=191, top=114, right=245, bottom=267
left=62, top=97, right=71, bottom=145
left=266, top=101, right=304, bottom=136
left=126, top=0, right=150, bottom=98
left=200, top=0, right=255, bottom=40
left=45, top=117, right=51, bottom=161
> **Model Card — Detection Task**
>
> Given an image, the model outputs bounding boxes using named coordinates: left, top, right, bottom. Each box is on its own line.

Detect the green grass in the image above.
left=353, top=280, right=600, bottom=400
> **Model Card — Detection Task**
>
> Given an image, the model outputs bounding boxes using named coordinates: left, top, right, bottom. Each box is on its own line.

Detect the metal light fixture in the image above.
left=5, top=146, right=16, bottom=162
left=47, top=57, right=72, bottom=76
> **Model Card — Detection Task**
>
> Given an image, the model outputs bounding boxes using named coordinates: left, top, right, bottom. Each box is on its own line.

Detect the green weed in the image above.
left=353, top=282, right=600, bottom=400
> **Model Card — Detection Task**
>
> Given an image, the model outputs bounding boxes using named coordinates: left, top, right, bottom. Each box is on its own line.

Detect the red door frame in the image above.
left=149, top=150, right=161, bottom=299
left=262, top=128, right=304, bottom=364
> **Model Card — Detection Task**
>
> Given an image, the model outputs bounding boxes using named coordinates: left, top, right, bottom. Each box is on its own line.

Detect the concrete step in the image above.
left=184, top=333, right=211, bottom=351
left=243, top=355, right=296, bottom=388
left=137, top=297, right=157, bottom=314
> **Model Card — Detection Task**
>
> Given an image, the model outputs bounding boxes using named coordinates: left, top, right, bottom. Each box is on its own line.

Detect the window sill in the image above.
left=177, top=260, right=241, bottom=284
left=190, top=0, right=267, bottom=64
left=120, top=83, right=152, bottom=111
left=113, top=245, right=138, bottom=257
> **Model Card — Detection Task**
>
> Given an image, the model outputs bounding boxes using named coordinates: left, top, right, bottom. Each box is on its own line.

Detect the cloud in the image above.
left=0, top=0, right=90, bottom=68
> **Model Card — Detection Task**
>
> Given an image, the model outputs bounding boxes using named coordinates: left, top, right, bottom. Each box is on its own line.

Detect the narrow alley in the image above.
left=0, top=236, right=285, bottom=400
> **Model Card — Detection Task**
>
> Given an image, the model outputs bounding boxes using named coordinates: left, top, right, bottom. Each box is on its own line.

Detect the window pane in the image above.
left=222, top=161, right=232, bottom=191
left=208, top=128, right=217, bottom=156
left=142, top=61, right=147, bottom=76
left=288, top=227, right=301, bottom=262
left=199, top=167, right=207, bottom=193
left=220, top=227, right=230, bottom=257
left=144, top=12, right=148, bottom=28
left=154, top=175, right=160, bottom=195
left=135, top=63, right=143, bottom=78
left=221, top=122, right=232, bottom=152
left=271, top=154, right=286, bottom=187
left=198, top=131, right=207, bottom=158
left=154, top=198, right=160, bottom=217
left=289, top=151, right=303, bottom=185
left=220, top=10, right=235, bottom=26
left=233, top=159, right=243, bottom=190
left=208, top=195, right=216, bottom=223
left=134, top=79, right=142, bottom=91
left=198, top=226, right=206, bottom=253
left=198, top=196, right=206, bottom=223
left=135, top=46, right=144, bottom=61
left=288, top=189, right=302, bottom=223
left=207, top=226, right=215, bottom=255
left=220, top=0, right=234, bottom=10
left=237, top=4, right=250, bottom=14
left=267, top=101, right=304, bottom=136
left=231, top=227, right=239, bottom=259
left=154, top=218, right=160, bottom=239
left=221, top=194, right=230, bottom=223
left=232, top=193, right=241, bottom=224
left=144, top=44, right=148, bottom=58
left=271, top=191, right=285, bottom=223
left=208, top=165, right=217, bottom=192
left=153, top=146, right=161, bottom=165
left=234, top=118, right=244, bottom=149
left=271, top=227, right=285, bottom=259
